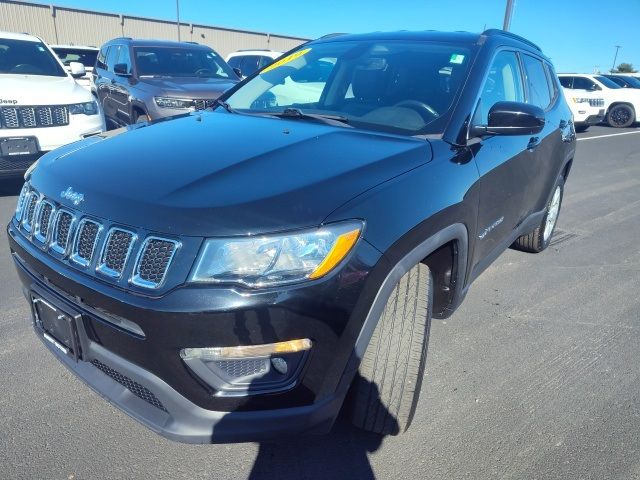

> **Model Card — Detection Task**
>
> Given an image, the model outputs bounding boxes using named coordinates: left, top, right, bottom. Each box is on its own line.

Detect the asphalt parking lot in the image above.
left=1, top=125, right=639, bottom=479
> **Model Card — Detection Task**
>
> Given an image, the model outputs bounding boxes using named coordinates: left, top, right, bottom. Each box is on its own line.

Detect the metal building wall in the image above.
left=0, top=0, right=307, bottom=57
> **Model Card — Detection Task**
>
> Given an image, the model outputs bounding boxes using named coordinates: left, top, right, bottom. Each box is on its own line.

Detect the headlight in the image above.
left=189, top=221, right=363, bottom=287
left=571, top=97, right=589, bottom=104
left=154, top=96, right=193, bottom=109
left=69, top=101, right=98, bottom=115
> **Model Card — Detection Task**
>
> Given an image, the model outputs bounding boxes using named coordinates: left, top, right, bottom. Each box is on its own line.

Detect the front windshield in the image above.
left=0, top=39, right=66, bottom=77
left=595, top=75, right=622, bottom=89
left=52, top=47, right=98, bottom=68
left=224, top=40, right=474, bottom=136
left=134, top=46, right=236, bottom=79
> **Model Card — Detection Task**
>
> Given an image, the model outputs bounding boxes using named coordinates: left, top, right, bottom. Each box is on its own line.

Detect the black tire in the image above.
left=574, top=123, right=589, bottom=133
left=512, top=177, right=564, bottom=253
left=350, top=262, right=432, bottom=435
left=607, top=104, right=635, bottom=128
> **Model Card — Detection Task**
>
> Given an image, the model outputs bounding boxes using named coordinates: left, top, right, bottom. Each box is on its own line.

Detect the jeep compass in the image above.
left=7, top=30, right=575, bottom=443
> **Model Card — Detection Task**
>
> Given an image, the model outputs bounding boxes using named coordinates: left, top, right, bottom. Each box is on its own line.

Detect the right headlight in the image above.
left=154, top=96, right=193, bottom=109
left=189, top=221, right=363, bottom=287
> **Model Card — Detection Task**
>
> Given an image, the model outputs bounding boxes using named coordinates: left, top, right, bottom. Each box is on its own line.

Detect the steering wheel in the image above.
left=11, top=64, right=40, bottom=74
left=194, top=68, right=213, bottom=76
left=393, top=100, right=439, bottom=121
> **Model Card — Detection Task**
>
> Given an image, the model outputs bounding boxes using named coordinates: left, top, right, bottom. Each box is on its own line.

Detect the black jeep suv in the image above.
left=8, top=29, right=575, bottom=443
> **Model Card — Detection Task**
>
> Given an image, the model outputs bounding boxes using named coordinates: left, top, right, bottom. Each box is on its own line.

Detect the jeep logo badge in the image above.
left=0, top=99, right=18, bottom=105
left=60, top=187, right=84, bottom=206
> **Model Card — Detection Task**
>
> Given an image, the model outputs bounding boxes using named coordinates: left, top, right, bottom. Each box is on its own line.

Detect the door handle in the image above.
left=527, top=136, right=540, bottom=150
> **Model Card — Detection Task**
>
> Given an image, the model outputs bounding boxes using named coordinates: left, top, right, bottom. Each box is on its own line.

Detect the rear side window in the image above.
left=522, top=54, right=551, bottom=109
left=543, top=63, right=558, bottom=101
left=477, top=50, right=525, bottom=124
left=96, top=46, right=108, bottom=70
left=558, top=76, right=572, bottom=88
left=572, top=76, right=596, bottom=90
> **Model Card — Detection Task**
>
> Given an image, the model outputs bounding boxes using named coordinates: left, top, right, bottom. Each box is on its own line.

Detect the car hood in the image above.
left=29, top=112, right=433, bottom=237
left=0, top=74, right=93, bottom=105
left=137, top=76, right=238, bottom=98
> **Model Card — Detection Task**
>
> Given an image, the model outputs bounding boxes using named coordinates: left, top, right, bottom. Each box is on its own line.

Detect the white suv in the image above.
left=561, top=88, right=605, bottom=132
left=225, top=50, right=283, bottom=78
left=51, top=44, right=99, bottom=90
left=558, top=73, right=640, bottom=128
left=0, top=32, right=105, bottom=177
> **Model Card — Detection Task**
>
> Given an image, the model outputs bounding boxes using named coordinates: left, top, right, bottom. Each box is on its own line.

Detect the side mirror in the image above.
left=471, top=101, right=545, bottom=137
left=69, top=61, right=86, bottom=79
left=232, top=67, right=243, bottom=78
left=114, top=63, right=131, bottom=76
left=588, top=84, right=601, bottom=91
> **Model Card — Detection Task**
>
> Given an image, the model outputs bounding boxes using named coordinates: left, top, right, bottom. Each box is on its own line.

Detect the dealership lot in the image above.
left=0, top=125, right=638, bottom=479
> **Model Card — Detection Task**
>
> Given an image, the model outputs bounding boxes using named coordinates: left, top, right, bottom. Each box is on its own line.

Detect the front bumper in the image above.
left=8, top=220, right=385, bottom=442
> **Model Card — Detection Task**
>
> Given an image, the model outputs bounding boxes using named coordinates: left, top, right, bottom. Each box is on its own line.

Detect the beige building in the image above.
left=0, top=0, right=308, bottom=57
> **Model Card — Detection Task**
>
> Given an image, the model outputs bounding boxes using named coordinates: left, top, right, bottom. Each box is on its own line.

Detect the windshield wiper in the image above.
left=214, top=98, right=236, bottom=114
left=274, top=108, right=351, bottom=127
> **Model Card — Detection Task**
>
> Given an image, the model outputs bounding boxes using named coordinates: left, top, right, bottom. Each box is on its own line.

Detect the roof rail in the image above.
left=184, top=41, right=199, bottom=44
left=236, top=48, right=272, bottom=52
left=319, top=33, right=348, bottom=39
left=112, top=36, right=133, bottom=41
left=482, top=29, right=541, bottom=51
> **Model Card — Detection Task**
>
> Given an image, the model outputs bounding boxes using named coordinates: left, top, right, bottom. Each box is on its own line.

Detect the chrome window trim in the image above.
left=96, top=227, right=138, bottom=279
left=50, top=209, right=77, bottom=256
left=33, top=200, right=56, bottom=245
left=70, top=218, right=103, bottom=268
left=130, top=236, right=181, bottom=289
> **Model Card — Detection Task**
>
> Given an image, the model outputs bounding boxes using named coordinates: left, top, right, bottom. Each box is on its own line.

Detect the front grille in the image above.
left=22, top=193, right=38, bottom=232
left=91, top=359, right=167, bottom=412
left=71, top=220, right=100, bottom=266
left=0, top=105, right=69, bottom=129
left=588, top=98, right=605, bottom=108
left=98, top=229, right=135, bottom=277
left=193, top=99, right=215, bottom=111
left=34, top=201, right=54, bottom=243
left=52, top=210, right=74, bottom=253
left=16, top=184, right=179, bottom=289
left=132, top=238, right=178, bottom=288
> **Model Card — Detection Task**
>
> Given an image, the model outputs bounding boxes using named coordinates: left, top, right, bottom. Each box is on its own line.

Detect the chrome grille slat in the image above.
left=97, top=228, right=136, bottom=278
left=70, top=219, right=100, bottom=267
left=22, top=192, right=39, bottom=233
left=0, top=105, right=70, bottom=129
left=51, top=210, right=74, bottom=254
left=34, top=201, right=54, bottom=243
left=131, top=238, right=179, bottom=288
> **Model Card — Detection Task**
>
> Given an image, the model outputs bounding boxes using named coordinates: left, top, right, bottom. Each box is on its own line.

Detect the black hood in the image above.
left=137, top=76, right=238, bottom=98
left=30, top=112, right=433, bottom=237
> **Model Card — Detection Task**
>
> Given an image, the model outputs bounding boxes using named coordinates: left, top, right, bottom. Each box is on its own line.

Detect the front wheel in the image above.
left=512, top=177, right=564, bottom=253
left=607, top=104, right=635, bottom=128
left=349, top=262, right=432, bottom=435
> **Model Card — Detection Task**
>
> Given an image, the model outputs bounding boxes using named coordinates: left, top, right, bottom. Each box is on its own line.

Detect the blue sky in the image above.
left=29, top=0, right=639, bottom=73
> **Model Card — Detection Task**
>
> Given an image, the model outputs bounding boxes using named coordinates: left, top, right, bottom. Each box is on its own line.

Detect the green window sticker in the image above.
left=450, top=54, right=465, bottom=65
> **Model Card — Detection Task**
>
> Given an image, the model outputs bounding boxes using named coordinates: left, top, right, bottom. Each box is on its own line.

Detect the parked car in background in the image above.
left=93, top=38, right=239, bottom=128
left=225, top=49, right=282, bottom=78
left=561, top=87, right=605, bottom=132
left=602, top=74, right=640, bottom=89
left=51, top=44, right=98, bottom=90
left=0, top=31, right=104, bottom=178
left=558, top=73, right=640, bottom=128
left=9, top=29, right=575, bottom=443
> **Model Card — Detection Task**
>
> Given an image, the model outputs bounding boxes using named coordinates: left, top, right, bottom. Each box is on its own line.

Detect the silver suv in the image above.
left=93, top=38, right=239, bottom=127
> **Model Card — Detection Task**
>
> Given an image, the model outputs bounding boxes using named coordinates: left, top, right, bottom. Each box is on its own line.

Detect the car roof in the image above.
left=0, top=31, right=41, bottom=42
left=103, top=37, right=211, bottom=50
left=51, top=44, right=99, bottom=50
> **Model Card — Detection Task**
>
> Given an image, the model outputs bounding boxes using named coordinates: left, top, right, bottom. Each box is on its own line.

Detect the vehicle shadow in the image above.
left=245, top=382, right=394, bottom=480
left=0, top=177, right=24, bottom=197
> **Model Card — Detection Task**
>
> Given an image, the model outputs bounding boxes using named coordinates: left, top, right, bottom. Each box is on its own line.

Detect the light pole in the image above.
left=611, top=45, right=621, bottom=72
left=503, top=0, right=515, bottom=31
left=176, top=0, right=181, bottom=42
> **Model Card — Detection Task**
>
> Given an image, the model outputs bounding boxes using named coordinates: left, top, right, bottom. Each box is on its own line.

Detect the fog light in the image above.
left=180, top=339, right=311, bottom=396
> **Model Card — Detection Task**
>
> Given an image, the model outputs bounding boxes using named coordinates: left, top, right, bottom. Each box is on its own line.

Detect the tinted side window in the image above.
left=240, top=56, right=261, bottom=76
left=478, top=50, right=525, bottom=124
left=96, top=46, right=108, bottom=70
left=258, top=55, right=274, bottom=69
left=558, top=76, right=572, bottom=89
left=105, top=45, right=120, bottom=72
left=522, top=54, right=551, bottom=109
left=117, top=45, right=132, bottom=74
left=543, top=63, right=558, bottom=101
left=573, top=76, right=596, bottom=90
left=227, top=56, right=241, bottom=70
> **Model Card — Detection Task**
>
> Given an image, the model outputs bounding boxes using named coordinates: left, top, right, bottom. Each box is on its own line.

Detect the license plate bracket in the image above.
left=31, top=295, right=82, bottom=360
left=1, top=137, right=39, bottom=157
